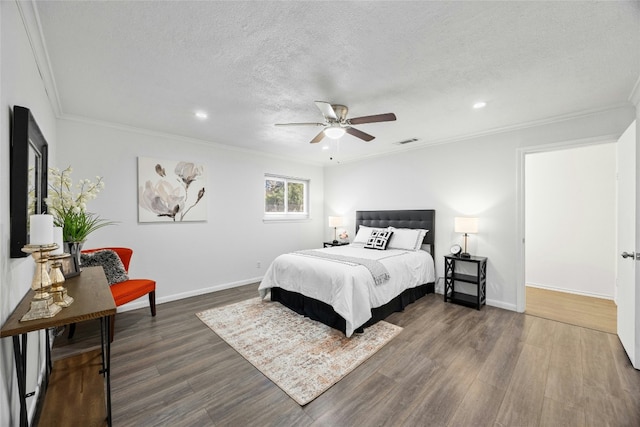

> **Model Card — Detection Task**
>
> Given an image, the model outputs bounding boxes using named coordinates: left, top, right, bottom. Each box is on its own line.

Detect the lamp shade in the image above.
left=454, top=217, right=478, bottom=234
left=328, top=216, right=344, bottom=228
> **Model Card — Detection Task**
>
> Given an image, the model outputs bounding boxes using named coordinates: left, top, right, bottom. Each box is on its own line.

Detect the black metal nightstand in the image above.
left=444, top=254, right=487, bottom=310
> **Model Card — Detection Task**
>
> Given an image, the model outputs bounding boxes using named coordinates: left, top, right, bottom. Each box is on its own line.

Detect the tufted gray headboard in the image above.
left=355, top=209, right=435, bottom=255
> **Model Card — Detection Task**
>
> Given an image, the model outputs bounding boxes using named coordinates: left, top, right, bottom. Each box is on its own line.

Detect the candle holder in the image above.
left=20, top=244, right=62, bottom=322
left=49, top=253, right=74, bottom=307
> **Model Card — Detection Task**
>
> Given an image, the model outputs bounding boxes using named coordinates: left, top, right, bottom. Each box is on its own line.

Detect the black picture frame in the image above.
left=10, top=106, right=49, bottom=258
left=59, top=255, right=80, bottom=279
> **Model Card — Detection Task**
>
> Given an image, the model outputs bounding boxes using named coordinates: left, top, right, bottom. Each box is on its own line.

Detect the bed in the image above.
left=259, top=209, right=436, bottom=336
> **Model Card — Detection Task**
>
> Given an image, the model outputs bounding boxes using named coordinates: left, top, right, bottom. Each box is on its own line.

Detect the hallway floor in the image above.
left=525, top=286, right=616, bottom=334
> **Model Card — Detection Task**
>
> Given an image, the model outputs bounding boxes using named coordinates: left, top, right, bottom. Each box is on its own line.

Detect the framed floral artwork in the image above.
left=137, top=157, right=207, bottom=222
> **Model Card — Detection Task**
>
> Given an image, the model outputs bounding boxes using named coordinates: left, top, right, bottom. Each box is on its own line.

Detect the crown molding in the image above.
left=421, top=102, right=632, bottom=147
left=327, top=103, right=633, bottom=166
left=17, top=0, right=63, bottom=116
left=57, top=113, right=325, bottom=168
left=57, top=102, right=633, bottom=170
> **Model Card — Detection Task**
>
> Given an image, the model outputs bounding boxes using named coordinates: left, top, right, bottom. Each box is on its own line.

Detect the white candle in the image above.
left=29, top=214, right=53, bottom=245
left=51, top=226, right=63, bottom=255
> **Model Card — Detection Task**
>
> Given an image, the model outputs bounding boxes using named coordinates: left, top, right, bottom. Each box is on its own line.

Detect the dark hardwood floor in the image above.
left=52, top=283, right=640, bottom=426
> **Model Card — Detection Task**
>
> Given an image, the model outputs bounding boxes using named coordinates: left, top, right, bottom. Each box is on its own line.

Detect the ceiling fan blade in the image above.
left=275, top=122, right=324, bottom=127
left=310, top=130, right=326, bottom=144
left=346, top=127, right=375, bottom=142
left=314, top=101, right=338, bottom=120
left=348, top=113, right=397, bottom=125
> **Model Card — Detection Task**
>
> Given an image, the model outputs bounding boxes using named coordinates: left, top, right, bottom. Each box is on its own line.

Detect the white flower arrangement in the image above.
left=46, top=166, right=115, bottom=242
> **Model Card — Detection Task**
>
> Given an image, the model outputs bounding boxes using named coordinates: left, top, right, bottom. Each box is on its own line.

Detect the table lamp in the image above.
left=454, top=217, right=478, bottom=259
left=328, top=216, right=344, bottom=244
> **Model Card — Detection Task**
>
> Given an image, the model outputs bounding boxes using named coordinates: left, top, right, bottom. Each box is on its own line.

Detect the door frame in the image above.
left=515, top=135, right=619, bottom=312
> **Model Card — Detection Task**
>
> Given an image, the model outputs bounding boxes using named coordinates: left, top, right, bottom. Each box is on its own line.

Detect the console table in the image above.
left=0, top=267, right=116, bottom=427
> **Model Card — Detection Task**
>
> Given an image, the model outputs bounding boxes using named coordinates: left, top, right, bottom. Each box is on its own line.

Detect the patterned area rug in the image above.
left=196, top=297, right=403, bottom=405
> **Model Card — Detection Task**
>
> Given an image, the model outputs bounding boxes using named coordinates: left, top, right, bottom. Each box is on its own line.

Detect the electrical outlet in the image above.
left=256, top=261, right=261, bottom=269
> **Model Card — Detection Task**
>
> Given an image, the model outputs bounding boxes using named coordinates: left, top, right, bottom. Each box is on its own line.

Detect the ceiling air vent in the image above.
left=394, top=138, right=419, bottom=145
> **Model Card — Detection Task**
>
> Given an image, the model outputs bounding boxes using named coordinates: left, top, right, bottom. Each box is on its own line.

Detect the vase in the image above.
left=64, top=241, right=84, bottom=268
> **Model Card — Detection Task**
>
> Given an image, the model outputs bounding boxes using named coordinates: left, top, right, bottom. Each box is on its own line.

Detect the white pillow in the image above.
left=387, top=227, right=428, bottom=251
left=352, top=226, right=380, bottom=244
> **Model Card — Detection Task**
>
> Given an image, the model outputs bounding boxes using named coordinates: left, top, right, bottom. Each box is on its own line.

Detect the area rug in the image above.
left=196, top=297, right=402, bottom=405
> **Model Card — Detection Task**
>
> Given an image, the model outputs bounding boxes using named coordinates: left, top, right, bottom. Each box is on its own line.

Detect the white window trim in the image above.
left=263, top=174, right=310, bottom=222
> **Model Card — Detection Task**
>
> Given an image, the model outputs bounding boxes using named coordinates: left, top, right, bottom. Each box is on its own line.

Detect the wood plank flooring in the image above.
left=37, top=349, right=105, bottom=427
left=50, top=284, right=640, bottom=426
left=525, top=286, right=617, bottom=334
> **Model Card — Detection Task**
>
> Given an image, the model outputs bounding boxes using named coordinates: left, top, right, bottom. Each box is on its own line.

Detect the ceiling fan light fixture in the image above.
left=274, top=101, right=396, bottom=144
left=324, top=127, right=346, bottom=139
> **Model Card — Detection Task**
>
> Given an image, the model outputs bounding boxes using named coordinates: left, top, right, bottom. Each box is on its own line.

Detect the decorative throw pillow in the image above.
left=364, top=230, right=394, bottom=250
left=80, top=250, right=129, bottom=285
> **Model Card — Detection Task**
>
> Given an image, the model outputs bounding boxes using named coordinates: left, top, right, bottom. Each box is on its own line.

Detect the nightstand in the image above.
left=444, top=255, right=487, bottom=310
left=323, top=241, right=349, bottom=248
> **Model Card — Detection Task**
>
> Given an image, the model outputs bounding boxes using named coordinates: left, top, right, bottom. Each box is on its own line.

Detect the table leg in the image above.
left=476, top=262, right=480, bottom=310
left=45, top=329, right=51, bottom=385
left=99, top=316, right=112, bottom=427
left=12, top=334, right=28, bottom=427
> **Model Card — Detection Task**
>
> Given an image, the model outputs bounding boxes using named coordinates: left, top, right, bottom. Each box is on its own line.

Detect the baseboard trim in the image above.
left=115, top=277, right=263, bottom=313
left=117, top=276, right=520, bottom=314
left=434, top=287, right=516, bottom=312
left=486, top=299, right=517, bottom=311
left=526, top=283, right=614, bottom=301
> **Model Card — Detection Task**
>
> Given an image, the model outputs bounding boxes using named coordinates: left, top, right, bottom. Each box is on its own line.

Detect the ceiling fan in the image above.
left=275, top=101, right=397, bottom=144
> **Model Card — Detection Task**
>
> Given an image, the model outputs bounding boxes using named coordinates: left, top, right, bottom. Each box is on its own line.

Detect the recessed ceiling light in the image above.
left=195, top=110, right=208, bottom=119
left=322, top=145, right=330, bottom=150
left=473, top=101, right=487, bottom=109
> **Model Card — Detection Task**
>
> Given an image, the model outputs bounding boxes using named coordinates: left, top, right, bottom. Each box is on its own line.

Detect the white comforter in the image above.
left=258, top=245, right=435, bottom=337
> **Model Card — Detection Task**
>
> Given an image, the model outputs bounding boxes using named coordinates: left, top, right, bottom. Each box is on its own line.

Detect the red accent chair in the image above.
left=70, top=247, right=156, bottom=342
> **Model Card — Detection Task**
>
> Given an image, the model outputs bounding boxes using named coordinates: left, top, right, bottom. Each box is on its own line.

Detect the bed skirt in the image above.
left=270, top=282, right=435, bottom=335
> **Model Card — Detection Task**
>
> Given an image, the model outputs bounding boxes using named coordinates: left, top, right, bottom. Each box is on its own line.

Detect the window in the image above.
left=264, top=175, right=309, bottom=220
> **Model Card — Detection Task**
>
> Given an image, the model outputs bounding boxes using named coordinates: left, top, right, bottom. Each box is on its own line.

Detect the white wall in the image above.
left=55, top=118, right=324, bottom=306
left=1, top=1, right=59, bottom=424
left=525, top=144, right=616, bottom=298
left=324, top=106, right=635, bottom=310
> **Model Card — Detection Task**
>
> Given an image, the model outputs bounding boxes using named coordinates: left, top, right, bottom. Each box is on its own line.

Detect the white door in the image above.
left=617, top=120, right=639, bottom=369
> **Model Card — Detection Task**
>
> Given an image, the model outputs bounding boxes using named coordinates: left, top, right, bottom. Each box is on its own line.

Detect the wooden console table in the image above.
left=0, top=267, right=116, bottom=427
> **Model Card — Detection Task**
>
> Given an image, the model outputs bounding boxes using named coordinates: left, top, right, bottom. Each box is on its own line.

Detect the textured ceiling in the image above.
left=34, top=1, right=640, bottom=165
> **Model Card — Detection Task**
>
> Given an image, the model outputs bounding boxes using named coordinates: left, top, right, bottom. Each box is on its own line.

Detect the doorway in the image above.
left=522, top=143, right=617, bottom=332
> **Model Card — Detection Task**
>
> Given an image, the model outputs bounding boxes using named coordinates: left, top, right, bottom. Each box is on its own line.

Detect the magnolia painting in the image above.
left=138, top=157, right=206, bottom=222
